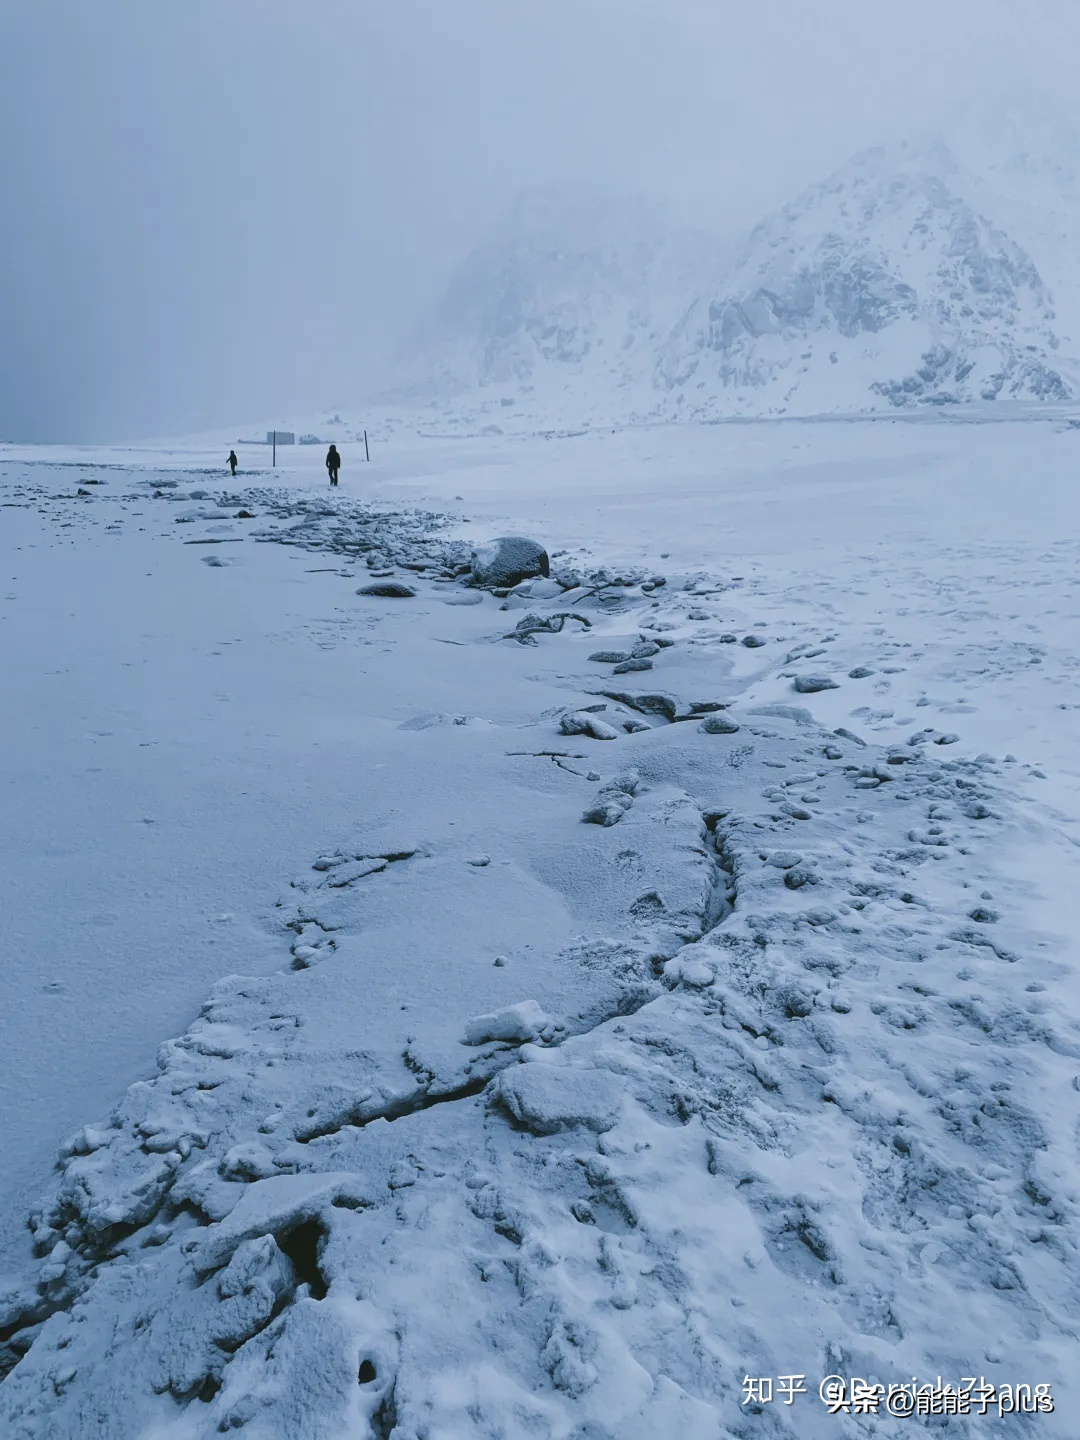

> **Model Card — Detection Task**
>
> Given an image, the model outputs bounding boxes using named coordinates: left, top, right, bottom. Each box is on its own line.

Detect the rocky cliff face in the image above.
left=656, top=147, right=1071, bottom=416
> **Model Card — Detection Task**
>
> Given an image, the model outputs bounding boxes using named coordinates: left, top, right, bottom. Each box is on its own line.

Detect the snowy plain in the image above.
left=1, top=416, right=1079, bottom=1436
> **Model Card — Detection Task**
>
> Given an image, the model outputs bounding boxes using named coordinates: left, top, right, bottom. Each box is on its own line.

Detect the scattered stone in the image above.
left=699, top=713, right=740, bottom=735
left=935, top=733, right=960, bottom=746
left=784, top=867, right=818, bottom=890
left=613, top=658, right=653, bottom=674
left=741, top=635, right=767, bottom=648
left=599, top=691, right=677, bottom=720
left=468, top=856, right=491, bottom=867
left=463, top=1000, right=549, bottom=1046
left=968, top=907, right=999, bottom=924
left=511, top=577, right=564, bottom=599
left=686, top=700, right=727, bottom=714
left=823, top=744, right=843, bottom=760
left=646, top=634, right=676, bottom=648
left=581, top=771, right=640, bottom=826
left=848, top=666, right=874, bottom=679
left=356, top=582, right=416, bottom=598
left=765, top=852, right=802, bottom=869
left=560, top=712, right=621, bottom=741
left=719, top=633, right=738, bottom=644
left=792, top=674, right=839, bottom=693
left=833, top=727, right=866, bottom=747
left=235, top=510, right=255, bottom=519
left=630, top=641, right=660, bottom=659
left=589, top=651, right=632, bottom=664
left=470, top=536, right=550, bottom=589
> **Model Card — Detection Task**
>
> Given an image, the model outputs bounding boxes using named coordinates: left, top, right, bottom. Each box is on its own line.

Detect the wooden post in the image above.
left=272, top=431, right=276, bottom=467
left=364, top=429, right=370, bottom=462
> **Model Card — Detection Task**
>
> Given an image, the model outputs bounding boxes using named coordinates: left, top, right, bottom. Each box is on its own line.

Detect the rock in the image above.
left=560, top=712, right=621, bottom=741
left=468, top=855, right=491, bottom=867
left=491, top=1064, right=623, bottom=1134
left=765, top=852, right=802, bottom=869
left=833, top=727, right=866, bottom=747
left=644, top=634, right=676, bottom=648
left=686, top=700, right=727, bottom=714
left=792, top=674, right=839, bottom=693
left=581, top=770, right=640, bottom=825
left=741, top=634, right=767, bottom=648
left=699, top=713, right=740, bottom=734
left=356, top=582, right=416, bottom=598
left=613, top=658, right=653, bottom=674
left=848, top=666, right=874, bottom=679
left=599, top=691, right=677, bottom=721
left=935, top=733, right=960, bottom=745
left=582, top=799, right=631, bottom=826
left=510, top=577, right=564, bottom=599
left=719, top=633, right=739, bottom=643
left=630, top=641, right=661, bottom=659
left=589, top=651, right=632, bottom=664
left=470, top=536, right=549, bottom=589
left=462, top=1000, right=549, bottom=1046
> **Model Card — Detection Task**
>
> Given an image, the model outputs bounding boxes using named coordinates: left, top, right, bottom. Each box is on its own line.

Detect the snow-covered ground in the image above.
left=1, top=416, right=1078, bottom=1436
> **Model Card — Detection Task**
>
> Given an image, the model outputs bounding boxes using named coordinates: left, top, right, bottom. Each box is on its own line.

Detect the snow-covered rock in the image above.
left=462, top=1000, right=549, bottom=1046
left=657, top=146, right=1072, bottom=417
left=470, top=535, right=550, bottom=588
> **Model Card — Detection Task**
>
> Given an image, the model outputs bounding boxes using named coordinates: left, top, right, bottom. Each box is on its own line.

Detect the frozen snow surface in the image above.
left=1, top=416, right=1080, bottom=1437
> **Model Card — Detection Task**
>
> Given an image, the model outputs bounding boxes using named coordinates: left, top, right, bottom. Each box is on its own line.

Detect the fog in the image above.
left=1, top=0, right=1078, bottom=442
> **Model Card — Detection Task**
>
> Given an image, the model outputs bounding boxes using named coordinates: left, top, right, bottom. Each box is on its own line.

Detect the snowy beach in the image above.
left=1, top=416, right=1078, bottom=1436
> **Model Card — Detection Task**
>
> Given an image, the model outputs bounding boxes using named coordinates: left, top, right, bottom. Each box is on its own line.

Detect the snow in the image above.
left=1, top=413, right=1079, bottom=1435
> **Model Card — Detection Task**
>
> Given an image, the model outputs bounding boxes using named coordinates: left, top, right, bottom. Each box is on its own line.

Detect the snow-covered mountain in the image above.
left=658, top=146, right=1072, bottom=417
left=929, top=92, right=1080, bottom=354
left=386, top=190, right=724, bottom=427
left=387, top=103, right=1080, bottom=428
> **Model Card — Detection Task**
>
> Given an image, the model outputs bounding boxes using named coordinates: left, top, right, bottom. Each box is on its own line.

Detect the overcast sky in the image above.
left=1, top=0, right=1079, bottom=442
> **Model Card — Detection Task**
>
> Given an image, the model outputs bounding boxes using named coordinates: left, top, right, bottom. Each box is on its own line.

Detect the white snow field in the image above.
left=1, top=416, right=1079, bottom=1437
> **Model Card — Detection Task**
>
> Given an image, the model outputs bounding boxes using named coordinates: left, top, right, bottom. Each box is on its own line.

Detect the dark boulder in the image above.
left=470, top=536, right=550, bottom=589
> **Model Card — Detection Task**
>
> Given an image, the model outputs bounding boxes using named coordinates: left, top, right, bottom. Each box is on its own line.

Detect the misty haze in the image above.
left=1, top=4, right=1078, bottom=1436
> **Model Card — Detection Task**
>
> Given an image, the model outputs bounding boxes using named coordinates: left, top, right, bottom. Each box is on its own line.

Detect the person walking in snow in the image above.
left=326, top=444, right=341, bottom=487
left=228, top=449, right=238, bottom=478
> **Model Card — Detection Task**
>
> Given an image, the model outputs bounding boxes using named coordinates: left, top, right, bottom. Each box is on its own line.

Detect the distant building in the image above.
left=266, top=430, right=295, bottom=445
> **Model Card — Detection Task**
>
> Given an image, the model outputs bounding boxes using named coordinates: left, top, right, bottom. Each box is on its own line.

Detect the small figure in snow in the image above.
left=228, top=450, right=238, bottom=477
left=326, top=444, right=341, bottom=487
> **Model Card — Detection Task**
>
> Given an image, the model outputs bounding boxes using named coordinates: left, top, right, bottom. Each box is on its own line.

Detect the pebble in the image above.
left=741, top=635, right=767, bottom=648
left=699, top=713, right=740, bottom=735
left=792, top=674, right=839, bottom=693
left=356, top=582, right=417, bottom=598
